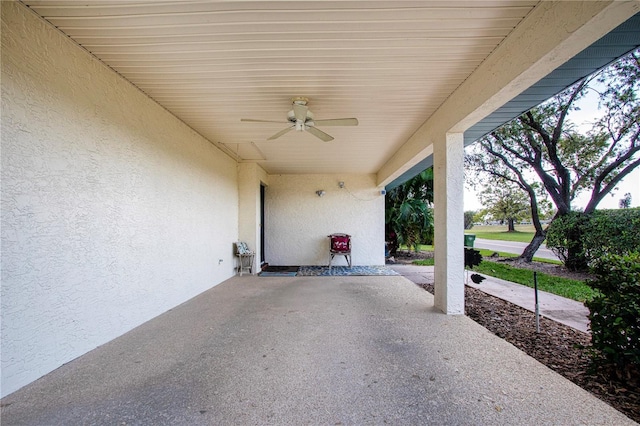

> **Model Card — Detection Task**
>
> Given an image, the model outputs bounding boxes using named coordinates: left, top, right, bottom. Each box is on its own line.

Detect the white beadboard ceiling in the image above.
left=22, top=0, right=539, bottom=175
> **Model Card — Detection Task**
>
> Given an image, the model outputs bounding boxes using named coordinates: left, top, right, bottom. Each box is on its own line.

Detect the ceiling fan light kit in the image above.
left=241, top=97, right=358, bottom=142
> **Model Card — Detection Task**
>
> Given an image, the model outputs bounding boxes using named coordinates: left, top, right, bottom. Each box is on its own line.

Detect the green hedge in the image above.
left=586, top=252, right=640, bottom=383
left=546, top=208, right=640, bottom=269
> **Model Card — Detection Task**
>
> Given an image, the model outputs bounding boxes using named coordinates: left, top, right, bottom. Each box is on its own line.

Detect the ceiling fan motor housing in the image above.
left=287, top=109, right=313, bottom=125
left=291, top=96, right=308, bottom=105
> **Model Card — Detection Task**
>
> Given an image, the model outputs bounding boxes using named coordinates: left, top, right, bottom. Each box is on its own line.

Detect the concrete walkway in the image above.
left=389, top=264, right=590, bottom=333
left=2, top=275, right=631, bottom=425
left=467, top=273, right=590, bottom=333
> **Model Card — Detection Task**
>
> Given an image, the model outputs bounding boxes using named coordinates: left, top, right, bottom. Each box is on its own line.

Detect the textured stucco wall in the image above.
left=1, top=2, right=238, bottom=397
left=265, top=174, right=385, bottom=266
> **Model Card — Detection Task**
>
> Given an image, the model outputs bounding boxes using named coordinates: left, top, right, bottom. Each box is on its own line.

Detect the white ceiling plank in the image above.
left=21, top=0, right=541, bottom=173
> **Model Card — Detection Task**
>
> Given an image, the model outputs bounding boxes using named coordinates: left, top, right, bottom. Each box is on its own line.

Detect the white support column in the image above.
left=433, top=132, right=465, bottom=314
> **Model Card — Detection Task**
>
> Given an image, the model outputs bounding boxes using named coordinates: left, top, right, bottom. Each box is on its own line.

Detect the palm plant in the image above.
left=385, top=169, right=434, bottom=252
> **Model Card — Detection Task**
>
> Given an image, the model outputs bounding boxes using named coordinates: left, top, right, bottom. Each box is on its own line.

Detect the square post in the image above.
left=433, top=132, right=465, bottom=314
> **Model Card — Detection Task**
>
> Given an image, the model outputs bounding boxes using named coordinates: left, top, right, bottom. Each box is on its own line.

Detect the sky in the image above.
left=464, top=86, right=640, bottom=212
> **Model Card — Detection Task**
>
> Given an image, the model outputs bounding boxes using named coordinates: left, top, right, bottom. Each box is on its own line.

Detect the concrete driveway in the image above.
left=1, top=275, right=634, bottom=425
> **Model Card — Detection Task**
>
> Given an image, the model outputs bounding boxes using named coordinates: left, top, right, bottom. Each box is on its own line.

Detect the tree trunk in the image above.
left=520, top=231, right=546, bottom=262
left=507, top=218, right=515, bottom=232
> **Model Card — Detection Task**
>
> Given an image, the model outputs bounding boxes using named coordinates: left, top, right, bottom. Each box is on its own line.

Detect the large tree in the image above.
left=619, top=192, right=632, bottom=209
left=466, top=48, right=640, bottom=264
left=477, top=178, right=530, bottom=231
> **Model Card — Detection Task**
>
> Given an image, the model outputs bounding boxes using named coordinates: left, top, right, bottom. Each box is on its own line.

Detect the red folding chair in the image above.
left=328, top=233, right=352, bottom=269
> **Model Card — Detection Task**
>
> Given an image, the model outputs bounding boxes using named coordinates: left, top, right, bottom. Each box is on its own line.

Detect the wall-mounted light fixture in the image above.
left=316, top=190, right=326, bottom=197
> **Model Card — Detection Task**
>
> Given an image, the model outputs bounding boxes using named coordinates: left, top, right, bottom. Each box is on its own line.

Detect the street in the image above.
left=472, top=238, right=559, bottom=261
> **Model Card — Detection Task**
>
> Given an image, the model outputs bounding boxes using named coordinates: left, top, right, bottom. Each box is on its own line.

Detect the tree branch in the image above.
left=585, top=153, right=640, bottom=213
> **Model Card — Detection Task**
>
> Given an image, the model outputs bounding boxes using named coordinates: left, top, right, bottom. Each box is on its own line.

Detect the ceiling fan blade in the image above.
left=292, top=103, right=308, bottom=122
left=306, top=125, right=334, bottom=142
left=241, top=118, right=288, bottom=124
left=267, top=126, right=294, bottom=140
left=312, top=118, right=359, bottom=126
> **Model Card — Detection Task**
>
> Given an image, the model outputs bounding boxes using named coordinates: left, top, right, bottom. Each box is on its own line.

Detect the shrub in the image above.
left=420, top=226, right=434, bottom=246
left=546, top=208, right=640, bottom=270
left=464, top=248, right=482, bottom=269
left=583, top=208, right=640, bottom=257
left=586, top=252, right=640, bottom=384
left=545, top=211, right=591, bottom=270
left=464, top=248, right=485, bottom=284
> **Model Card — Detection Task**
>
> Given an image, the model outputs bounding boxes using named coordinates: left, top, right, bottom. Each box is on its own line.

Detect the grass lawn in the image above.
left=465, top=224, right=536, bottom=243
left=473, top=262, right=595, bottom=303
left=409, top=246, right=591, bottom=302
left=405, top=245, right=560, bottom=264
left=413, top=258, right=434, bottom=266
left=398, top=245, right=434, bottom=253
left=476, top=249, right=561, bottom=265
left=411, top=257, right=593, bottom=302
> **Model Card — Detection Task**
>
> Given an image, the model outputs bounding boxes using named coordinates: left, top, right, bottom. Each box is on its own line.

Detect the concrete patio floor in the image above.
left=1, top=275, right=634, bottom=425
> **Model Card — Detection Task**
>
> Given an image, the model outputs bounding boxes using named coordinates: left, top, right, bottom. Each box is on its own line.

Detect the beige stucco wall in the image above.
left=1, top=2, right=239, bottom=397
left=265, top=174, right=385, bottom=266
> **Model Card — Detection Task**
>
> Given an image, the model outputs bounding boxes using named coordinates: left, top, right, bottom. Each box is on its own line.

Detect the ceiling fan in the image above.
left=241, top=97, right=358, bottom=142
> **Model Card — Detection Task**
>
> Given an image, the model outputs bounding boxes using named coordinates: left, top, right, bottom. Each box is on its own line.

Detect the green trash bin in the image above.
left=464, top=234, right=476, bottom=248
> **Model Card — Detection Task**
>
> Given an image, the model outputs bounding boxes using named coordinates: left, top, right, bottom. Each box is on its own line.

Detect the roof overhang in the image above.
left=386, top=11, right=640, bottom=191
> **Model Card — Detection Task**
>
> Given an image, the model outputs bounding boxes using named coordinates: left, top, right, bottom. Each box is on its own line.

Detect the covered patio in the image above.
left=1, top=274, right=634, bottom=425
left=3, top=0, right=640, bottom=406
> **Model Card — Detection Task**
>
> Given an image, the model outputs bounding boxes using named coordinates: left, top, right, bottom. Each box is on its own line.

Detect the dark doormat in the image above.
left=262, top=266, right=299, bottom=273
left=259, top=265, right=300, bottom=277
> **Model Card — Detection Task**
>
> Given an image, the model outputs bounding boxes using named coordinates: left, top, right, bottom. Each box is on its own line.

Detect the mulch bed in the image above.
left=419, top=282, right=640, bottom=423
